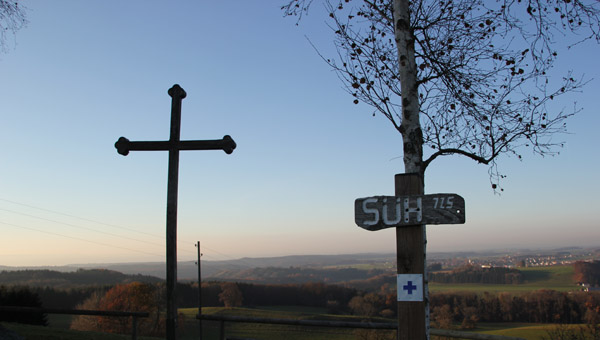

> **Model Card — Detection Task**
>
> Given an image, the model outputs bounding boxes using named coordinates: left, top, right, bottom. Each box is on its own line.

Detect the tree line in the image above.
left=175, top=281, right=359, bottom=314
left=207, top=266, right=390, bottom=284
left=69, top=281, right=360, bottom=336
left=430, top=290, right=600, bottom=327
left=0, top=269, right=161, bottom=288
left=0, top=286, right=47, bottom=326
left=573, top=261, right=600, bottom=285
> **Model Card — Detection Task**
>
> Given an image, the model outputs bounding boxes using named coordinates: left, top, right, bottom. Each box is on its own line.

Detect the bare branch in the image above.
left=0, top=0, right=28, bottom=53
left=283, top=0, right=600, bottom=189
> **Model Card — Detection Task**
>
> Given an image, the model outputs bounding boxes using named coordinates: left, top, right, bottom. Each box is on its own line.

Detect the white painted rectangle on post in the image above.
left=397, top=274, right=423, bottom=302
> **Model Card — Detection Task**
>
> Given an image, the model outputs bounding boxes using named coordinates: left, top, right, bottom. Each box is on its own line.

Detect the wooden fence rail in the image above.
left=198, top=314, right=526, bottom=340
left=0, top=306, right=149, bottom=340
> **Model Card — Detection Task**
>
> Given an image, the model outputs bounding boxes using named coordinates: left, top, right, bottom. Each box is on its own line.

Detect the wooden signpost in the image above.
left=115, top=84, right=236, bottom=340
left=355, top=174, right=466, bottom=340
left=355, top=193, right=465, bottom=231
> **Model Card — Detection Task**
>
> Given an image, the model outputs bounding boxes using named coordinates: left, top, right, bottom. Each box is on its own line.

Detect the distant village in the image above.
left=429, top=247, right=599, bottom=269
left=428, top=247, right=600, bottom=291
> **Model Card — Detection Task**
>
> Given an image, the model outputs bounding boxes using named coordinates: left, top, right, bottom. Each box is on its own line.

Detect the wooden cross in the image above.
left=115, top=84, right=236, bottom=340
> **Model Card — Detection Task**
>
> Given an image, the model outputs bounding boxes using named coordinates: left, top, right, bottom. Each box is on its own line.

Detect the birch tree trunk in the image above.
left=393, top=0, right=423, bottom=176
left=393, top=1, right=429, bottom=339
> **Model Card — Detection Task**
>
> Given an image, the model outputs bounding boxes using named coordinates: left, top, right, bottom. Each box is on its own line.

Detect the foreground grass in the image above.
left=180, top=306, right=384, bottom=340
left=465, top=323, right=552, bottom=340
left=2, top=306, right=586, bottom=340
left=468, top=323, right=596, bottom=340
left=184, top=307, right=566, bottom=340
left=1, top=322, right=160, bottom=340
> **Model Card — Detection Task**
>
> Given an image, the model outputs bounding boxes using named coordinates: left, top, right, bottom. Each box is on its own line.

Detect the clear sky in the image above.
left=1, top=1, right=599, bottom=267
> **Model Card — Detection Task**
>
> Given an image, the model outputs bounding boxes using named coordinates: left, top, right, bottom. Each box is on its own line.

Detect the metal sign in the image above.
left=354, top=193, right=465, bottom=231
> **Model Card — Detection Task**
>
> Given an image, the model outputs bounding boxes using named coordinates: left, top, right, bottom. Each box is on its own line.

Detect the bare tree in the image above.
left=284, top=2, right=599, bottom=337
left=0, top=0, right=27, bottom=53
left=283, top=0, right=600, bottom=190
left=218, top=282, right=244, bottom=308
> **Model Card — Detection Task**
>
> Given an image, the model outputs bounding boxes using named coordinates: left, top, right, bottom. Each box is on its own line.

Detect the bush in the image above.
left=70, top=282, right=165, bottom=336
left=0, top=286, right=47, bottom=326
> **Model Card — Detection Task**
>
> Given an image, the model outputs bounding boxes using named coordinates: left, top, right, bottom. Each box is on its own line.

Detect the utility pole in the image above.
left=196, top=241, right=202, bottom=340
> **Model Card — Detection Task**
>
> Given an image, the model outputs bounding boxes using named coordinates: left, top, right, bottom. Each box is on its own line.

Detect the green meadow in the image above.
left=430, top=265, right=579, bottom=293
left=462, top=323, right=554, bottom=340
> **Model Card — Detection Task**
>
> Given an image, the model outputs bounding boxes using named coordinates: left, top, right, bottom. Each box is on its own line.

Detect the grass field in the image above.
left=430, top=265, right=579, bottom=293
left=468, top=323, right=552, bottom=340
left=1, top=320, right=565, bottom=340
left=3, top=307, right=585, bottom=340
left=179, top=306, right=383, bottom=340
left=468, top=322, right=597, bottom=340
left=2, top=307, right=378, bottom=340
left=1, top=322, right=160, bottom=340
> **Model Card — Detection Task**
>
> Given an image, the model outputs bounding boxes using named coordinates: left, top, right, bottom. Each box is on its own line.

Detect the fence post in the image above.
left=197, top=314, right=526, bottom=340
left=131, top=316, right=138, bottom=340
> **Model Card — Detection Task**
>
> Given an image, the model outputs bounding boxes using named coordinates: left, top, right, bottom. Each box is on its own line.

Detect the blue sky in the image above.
left=1, top=1, right=598, bottom=266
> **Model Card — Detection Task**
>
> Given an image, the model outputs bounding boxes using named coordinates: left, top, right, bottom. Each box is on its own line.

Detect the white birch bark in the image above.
left=393, top=0, right=423, bottom=176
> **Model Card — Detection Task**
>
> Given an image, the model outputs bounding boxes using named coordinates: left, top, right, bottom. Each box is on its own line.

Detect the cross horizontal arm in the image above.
left=115, top=135, right=236, bottom=156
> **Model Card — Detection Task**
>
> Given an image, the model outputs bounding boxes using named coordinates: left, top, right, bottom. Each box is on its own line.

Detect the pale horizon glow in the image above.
left=0, top=2, right=599, bottom=267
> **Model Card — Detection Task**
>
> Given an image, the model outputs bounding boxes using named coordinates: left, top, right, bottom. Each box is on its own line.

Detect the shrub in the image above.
left=0, top=286, right=47, bottom=326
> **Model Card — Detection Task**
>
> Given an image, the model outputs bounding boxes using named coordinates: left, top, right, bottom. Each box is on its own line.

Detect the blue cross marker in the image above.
left=403, top=281, right=417, bottom=294
left=397, top=274, right=423, bottom=301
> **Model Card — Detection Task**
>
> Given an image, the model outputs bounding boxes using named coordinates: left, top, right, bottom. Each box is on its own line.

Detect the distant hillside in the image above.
left=0, top=254, right=397, bottom=289
left=0, top=268, right=162, bottom=288
left=1, top=249, right=592, bottom=288
left=206, top=266, right=391, bottom=285
left=69, top=253, right=397, bottom=280
left=0, top=265, right=78, bottom=273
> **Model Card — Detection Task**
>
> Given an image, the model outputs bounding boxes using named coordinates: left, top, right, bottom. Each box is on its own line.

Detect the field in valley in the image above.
left=429, top=265, right=579, bottom=293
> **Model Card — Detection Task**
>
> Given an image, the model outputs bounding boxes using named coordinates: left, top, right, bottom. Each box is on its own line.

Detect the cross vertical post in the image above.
left=196, top=241, right=202, bottom=340
left=166, top=85, right=184, bottom=339
left=115, top=84, right=236, bottom=340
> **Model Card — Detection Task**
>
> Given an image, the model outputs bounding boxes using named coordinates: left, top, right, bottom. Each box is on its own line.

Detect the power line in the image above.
left=0, top=198, right=198, bottom=255
left=1, top=215, right=255, bottom=268
left=0, top=197, right=255, bottom=265
left=0, top=220, right=164, bottom=258
left=198, top=244, right=256, bottom=268
left=0, top=197, right=163, bottom=239
left=0, top=207, right=164, bottom=249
